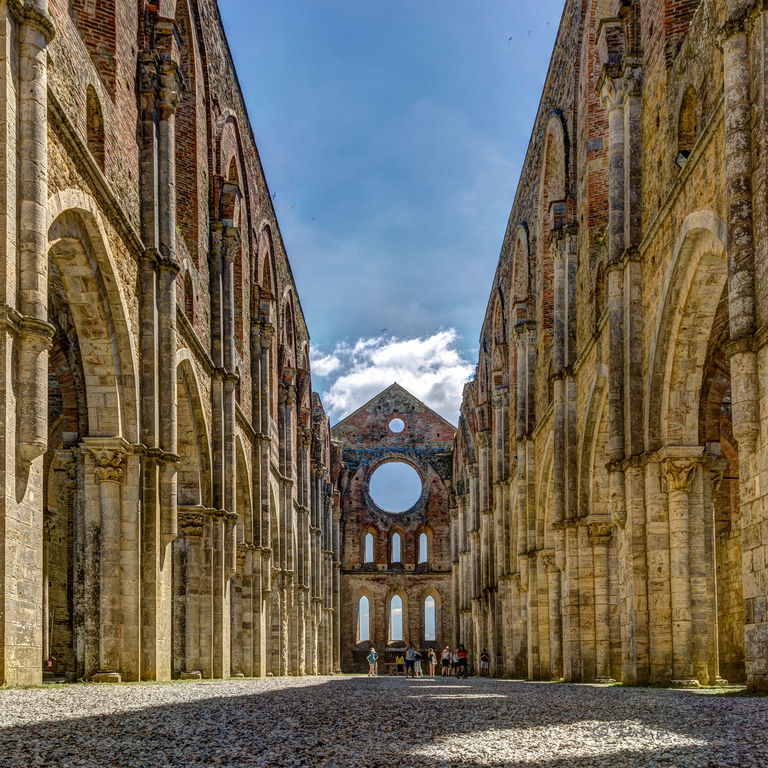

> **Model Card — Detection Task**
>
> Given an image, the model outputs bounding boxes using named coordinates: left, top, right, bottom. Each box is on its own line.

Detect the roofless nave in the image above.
left=1, top=0, right=768, bottom=693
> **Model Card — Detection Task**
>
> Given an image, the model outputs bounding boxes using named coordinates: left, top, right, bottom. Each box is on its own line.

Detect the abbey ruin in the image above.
left=2, top=0, right=768, bottom=695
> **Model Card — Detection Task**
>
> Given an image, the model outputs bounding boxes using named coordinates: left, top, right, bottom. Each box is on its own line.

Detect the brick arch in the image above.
left=645, top=211, right=728, bottom=450
left=47, top=191, right=139, bottom=443
left=174, top=0, right=205, bottom=263
left=511, top=223, right=531, bottom=315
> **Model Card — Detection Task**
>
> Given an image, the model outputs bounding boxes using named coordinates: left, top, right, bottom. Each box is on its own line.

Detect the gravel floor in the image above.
left=0, top=676, right=765, bottom=767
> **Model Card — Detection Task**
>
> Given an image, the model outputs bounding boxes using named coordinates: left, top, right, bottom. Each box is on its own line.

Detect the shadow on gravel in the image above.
left=0, top=677, right=766, bottom=767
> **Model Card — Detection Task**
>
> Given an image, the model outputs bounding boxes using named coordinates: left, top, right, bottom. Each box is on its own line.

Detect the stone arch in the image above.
left=47, top=191, right=139, bottom=443
left=176, top=352, right=212, bottom=507
left=535, top=433, right=554, bottom=550
left=577, top=370, right=608, bottom=518
left=388, top=525, right=405, bottom=565
left=235, top=436, right=252, bottom=545
left=645, top=211, right=728, bottom=450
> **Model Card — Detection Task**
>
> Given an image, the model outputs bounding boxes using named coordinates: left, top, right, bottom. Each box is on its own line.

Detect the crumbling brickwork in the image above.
left=454, top=0, right=768, bottom=691
left=0, top=0, right=339, bottom=685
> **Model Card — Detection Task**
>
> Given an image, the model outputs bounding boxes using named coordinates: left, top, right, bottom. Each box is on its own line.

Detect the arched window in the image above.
left=86, top=86, right=105, bottom=170
left=357, top=596, right=370, bottom=643
left=594, top=263, right=605, bottom=330
left=418, top=532, right=428, bottom=564
left=389, top=595, right=403, bottom=642
left=364, top=532, right=374, bottom=563
left=184, top=271, right=194, bottom=320
left=424, top=596, right=436, bottom=642
left=391, top=532, right=401, bottom=563
left=676, top=86, right=698, bottom=169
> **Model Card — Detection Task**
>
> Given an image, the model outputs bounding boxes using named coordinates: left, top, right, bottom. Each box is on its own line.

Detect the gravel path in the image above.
left=0, top=676, right=765, bottom=767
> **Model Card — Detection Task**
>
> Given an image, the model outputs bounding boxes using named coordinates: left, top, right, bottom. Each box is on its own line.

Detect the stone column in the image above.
left=705, top=458, right=728, bottom=686
left=543, top=551, right=562, bottom=679
left=16, top=1, right=54, bottom=463
left=663, top=453, right=702, bottom=686
left=82, top=439, right=127, bottom=682
left=179, top=508, right=205, bottom=677
left=589, top=522, right=615, bottom=682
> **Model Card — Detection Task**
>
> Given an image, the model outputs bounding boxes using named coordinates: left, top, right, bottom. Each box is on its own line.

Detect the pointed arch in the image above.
left=47, top=190, right=139, bottom=443
left=645, top=211, right=728, bottom=450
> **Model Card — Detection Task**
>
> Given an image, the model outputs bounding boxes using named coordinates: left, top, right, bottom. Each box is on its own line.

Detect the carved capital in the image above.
left=157, top=59, right=183, bottom=117
left=588, top=521, right=613, bottom=547
left=541, top=550, right=558, bottom=574
left=260, top=322, right=275, bottom=348
left=492, top=389, right=509, bottom=410
left=663, top=458, right=699, bottom=494
left=178, top=508, right=206, bottom=538
left=279, top=382, right=296, bottom=407
left=87, top=446, right=127, bottom=485
left=476, top=430, right=491, bottom=449
left=300, top=427, right=313, bottom=447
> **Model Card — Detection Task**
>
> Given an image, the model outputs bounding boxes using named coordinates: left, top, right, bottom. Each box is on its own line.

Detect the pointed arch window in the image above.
left=418, top=532, right=428, bottom=564
left=424, top=596, right=436, bottom=642
left=364, top=532, right=374, bottom=564
left=358, top=596, right=370, bottom=643
left=391, top=532, right=401, bottom=564
left=389, top=595, right=403, bottom=642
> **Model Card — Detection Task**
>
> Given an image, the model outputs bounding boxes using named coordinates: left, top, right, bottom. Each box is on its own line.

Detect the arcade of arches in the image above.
left=2, top=0, right=768, bottom=694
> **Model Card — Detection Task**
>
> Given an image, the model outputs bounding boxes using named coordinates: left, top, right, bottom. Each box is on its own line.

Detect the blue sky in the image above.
left=219, top=0, right=564, bottom=423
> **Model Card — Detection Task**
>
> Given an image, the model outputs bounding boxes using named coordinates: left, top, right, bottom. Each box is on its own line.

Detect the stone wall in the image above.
left=0, top=0, right=339, bottom=685
left=454, top=0, right=768, bottom=690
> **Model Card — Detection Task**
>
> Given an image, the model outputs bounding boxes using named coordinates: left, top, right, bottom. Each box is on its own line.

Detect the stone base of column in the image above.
left=180, top=670, right=202, bottom=680
left=232, top=672, right=245, bottom=678
left=92, top=672, right=122, bottom=683
left=670, top=677, right=700, bottom=688
left=715, top=676, right=729, bottom=686
left=593, top=677, right=616, bottom=684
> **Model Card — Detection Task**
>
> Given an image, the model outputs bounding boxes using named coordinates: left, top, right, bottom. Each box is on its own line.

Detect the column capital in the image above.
left=81, top=438, right=129, bottom=485
left=541, top=550, right=559, bottom=574
left=662, top=457, right=700, bottom=494
left=491, top=389, right=509, bottom=410
left=8, top=0, right=55, bottom=43
left=476, top=430, right=491, bottom=449
left=178, top=507, right=207, bottom=538
left=588, top=521, right=613, bottom=547
left=157, top=59, right=183, bottom=117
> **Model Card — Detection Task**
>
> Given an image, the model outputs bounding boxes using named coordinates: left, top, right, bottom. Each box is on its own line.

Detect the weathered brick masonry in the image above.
left=332, top=384, right=454, bottom=672
left=454, top=0, right=768, bottom=690
left=0, top=0, right=340, bottom=685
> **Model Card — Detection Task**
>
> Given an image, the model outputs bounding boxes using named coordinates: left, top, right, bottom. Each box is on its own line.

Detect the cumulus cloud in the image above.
left=311, top=329, right=474, bottom=425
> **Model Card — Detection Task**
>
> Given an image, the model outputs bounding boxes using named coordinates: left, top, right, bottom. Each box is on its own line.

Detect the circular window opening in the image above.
left=369, top=461, right=422, bottom=513
left=388, top=418, right=405, bottom=434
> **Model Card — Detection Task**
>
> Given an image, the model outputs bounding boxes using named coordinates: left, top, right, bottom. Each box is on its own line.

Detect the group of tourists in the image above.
left=366, top=644, right=491, bottom=678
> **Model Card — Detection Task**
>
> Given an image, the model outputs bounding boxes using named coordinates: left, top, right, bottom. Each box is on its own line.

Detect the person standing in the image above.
left=441, top=646, right=451, bottom=676
left=405, top=642, right=417, bottom=678
left=395, top=652, right=405, bottom=675
left=428, top=648, right=437, bottom=677
left=367, top=647, right=379, bottom=676
left=478, top=648, right=489, bottom=677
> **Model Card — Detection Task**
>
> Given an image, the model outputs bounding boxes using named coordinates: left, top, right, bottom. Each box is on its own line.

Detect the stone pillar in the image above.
left=16, top=1, right=54, bottom=463
left=543, top=551, right=562, bottom=679
left=179, top=508, right=204, bottom=676
left=705, top=458, right=728, bottom=686
left=156, top=61, right=181, bottom=547
left=589, top=522, right=615, bottom=682
left=82, top=439, right=127, bottom=682
left=662, top=452, right=702, bottom=686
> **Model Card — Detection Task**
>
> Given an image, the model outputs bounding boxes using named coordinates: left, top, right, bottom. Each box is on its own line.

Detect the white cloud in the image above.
left=309, top=346, right=342, bottom=377
left=315, top=329, right=474, bottom=424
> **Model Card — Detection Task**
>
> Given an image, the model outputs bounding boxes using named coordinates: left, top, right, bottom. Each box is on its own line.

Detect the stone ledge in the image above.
left=91, top=672, right=122, bottom=684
